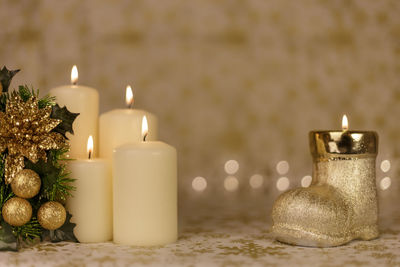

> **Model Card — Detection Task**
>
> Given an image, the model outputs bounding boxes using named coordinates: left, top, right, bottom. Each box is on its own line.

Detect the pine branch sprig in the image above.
left=17, top=85, right=56, bottom=108
left=49, top=148, right=76, bottom=201
left=13, top=218, right=42, bottom=241
left=48, top=173, right=75, bottom=202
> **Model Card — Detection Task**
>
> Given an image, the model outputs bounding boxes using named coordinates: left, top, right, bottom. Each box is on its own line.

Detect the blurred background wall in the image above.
left=1, top=0, right=399, bottom=221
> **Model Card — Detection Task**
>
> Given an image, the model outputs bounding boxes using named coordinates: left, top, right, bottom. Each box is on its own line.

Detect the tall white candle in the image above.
left=113, top=116, right=177, bottom=246
left=66, top=136, right=112, bottom=243
left=50, top=66, right=99, bottom=158
left=99, top=85, right=158, bottom=162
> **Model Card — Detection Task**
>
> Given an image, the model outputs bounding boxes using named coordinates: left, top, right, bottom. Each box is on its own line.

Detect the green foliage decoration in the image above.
left=0, top=67, right=80, bottom=250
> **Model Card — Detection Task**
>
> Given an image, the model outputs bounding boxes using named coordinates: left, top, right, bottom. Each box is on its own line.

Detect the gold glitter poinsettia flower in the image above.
left=0, top=94, right=66, bottom=184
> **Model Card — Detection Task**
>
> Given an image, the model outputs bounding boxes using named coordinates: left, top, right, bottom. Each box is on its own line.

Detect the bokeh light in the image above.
left=276, top=161, right=289, bottom=175
left=380, top=177, right=391, bottom=190
left=276, top=177, right=290, bottom=191
left=224, top=160, right=239, bottom=175
left=224, top=176, right=239, bottom=192
left=249, top=174, right=264, bottom=189
left=380, top=160, right=391, bottom=173
left=192, top=176, right=207, bottom=192
left=301, top=175, right=312, bottom=187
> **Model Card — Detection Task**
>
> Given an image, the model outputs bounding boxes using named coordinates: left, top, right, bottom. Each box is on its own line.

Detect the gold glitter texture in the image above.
left=2, top=197, right=32, bottom=226
left=38, top=201, right=66, bottom=230
left=11, top=169, right=41, bottom=199
left=0, top=94, right=66, bottom=184
left=271, top=131, right=379, bottom=247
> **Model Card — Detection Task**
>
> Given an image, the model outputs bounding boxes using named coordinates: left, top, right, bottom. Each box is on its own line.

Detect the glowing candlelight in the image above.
left=142, top=116, right=148, bottom=141
left=71, top=65, right=78, bottom=85
left=125, top=85, right=134, bottom=108
left=87, top=136, right=94, bottom=159
left=342, top=115, right=348, bottom=131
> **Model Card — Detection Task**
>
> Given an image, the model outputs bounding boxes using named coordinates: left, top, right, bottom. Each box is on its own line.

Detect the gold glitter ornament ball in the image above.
left=11, top=169, right=41, bottom=199
left=38, top=201, right=66, bottom=230
left=2, top=197, right=32, bottom=226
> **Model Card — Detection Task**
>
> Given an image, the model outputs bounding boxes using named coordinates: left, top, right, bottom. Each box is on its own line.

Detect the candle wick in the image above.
left=127, top=100, right=134, bottom=109
left=72, top=81, right=77, bottom=86
left=88, top=150, right=92, bottom=159
left=143, top=133, right=148, bottom=142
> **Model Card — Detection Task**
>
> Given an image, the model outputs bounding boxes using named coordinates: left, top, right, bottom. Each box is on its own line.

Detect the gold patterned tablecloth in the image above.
left=2, top=211, right=399, bottom=267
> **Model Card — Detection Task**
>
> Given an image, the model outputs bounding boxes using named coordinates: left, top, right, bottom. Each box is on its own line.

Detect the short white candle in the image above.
left=49, top=66, right=99, bottom=158
left=99, top=85, right=158, bottom=162
left=66, top=136, right=112, bottom=243
left=113, top=116, right=177, bottom=246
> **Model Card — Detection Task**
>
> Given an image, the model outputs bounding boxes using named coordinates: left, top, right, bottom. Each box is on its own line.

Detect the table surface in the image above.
left=2, top=207, right=400, bottom=267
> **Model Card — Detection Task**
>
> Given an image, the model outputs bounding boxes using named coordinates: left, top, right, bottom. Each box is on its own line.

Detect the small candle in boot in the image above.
left=272, top=115, right=379, bottom=247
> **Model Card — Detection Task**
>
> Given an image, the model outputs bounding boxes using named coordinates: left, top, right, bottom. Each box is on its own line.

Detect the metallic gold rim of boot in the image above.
left=272, top=224, right=355, bottom=248
left=309, top=131, right=378, bottom=157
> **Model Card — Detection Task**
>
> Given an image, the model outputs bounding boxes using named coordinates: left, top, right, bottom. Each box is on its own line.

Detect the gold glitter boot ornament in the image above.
left=271, top=122, right=379, bottom=247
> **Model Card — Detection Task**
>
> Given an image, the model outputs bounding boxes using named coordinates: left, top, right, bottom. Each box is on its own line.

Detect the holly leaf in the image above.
left=50, top=104, right=79, bottom=139
left=0, top=66, right=20, bottom=93
left=0, top=221, right=17, bottom=251
left=41, top=212, right=79, bottom=243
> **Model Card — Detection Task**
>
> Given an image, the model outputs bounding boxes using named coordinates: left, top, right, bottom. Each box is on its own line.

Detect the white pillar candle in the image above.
left=113, top=116, right=177, bottom=246
left=66, top=136, right=112, bottom=243
left=49, top=66, right=99, bottom=158
left=99, top=85, right=158, bottom=162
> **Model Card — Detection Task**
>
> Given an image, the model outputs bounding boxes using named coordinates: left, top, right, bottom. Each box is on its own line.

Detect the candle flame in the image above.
left=142, top=116, right=148, bottom=141
left=71, top=65, right=78, bottom=85
left=342, top=115, right=349, bottom=131
left=125, top=85, right=134, bottom=108
left=87, top=135, right=93, bottom=159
